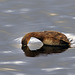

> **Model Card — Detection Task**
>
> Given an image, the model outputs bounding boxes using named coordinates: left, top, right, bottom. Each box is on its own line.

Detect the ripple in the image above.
left=4, top=24, right=14, bottom=27
left=0, top=68, right=18, bottom=71
left=19, top=8, right=30, bottom=13
left=41, top=67, right=69, bottom=72
left=48, top=13, right=58, bottom=16
left=0, top=61, right=26, bottom=65
left=3, top=8, right=30, bottom=14
left=47, top=26, right=56, bottom=28
left=68, top=73, right=75, bottom=75
left=15, top=73, right=26, bottom=75
left=3, top=10, right=15, bottom=13
left=70, top=57, right=75, bottom=58
left=60, top=56, right=75, bottom=61
left=11, top=44, right=21, bottom=48
left=0, top=51, right=12, bottom=54
left=72, top=17, right=75, bottom=19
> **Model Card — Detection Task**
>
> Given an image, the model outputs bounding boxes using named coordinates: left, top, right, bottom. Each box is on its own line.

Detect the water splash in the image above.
left=14, top=37, right=22, bottom=43
left=63, top=33, right=75, bottom=47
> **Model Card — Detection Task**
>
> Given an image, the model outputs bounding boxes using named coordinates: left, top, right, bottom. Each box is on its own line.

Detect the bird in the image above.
left=21, top=31, right=71, bottom=47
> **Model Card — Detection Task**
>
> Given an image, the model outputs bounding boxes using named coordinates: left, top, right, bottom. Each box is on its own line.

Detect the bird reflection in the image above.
left=21, top=45, right=69, bottom=57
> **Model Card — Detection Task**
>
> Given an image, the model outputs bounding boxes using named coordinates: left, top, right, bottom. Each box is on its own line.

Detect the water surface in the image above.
left=0, top=0, right=75, bottom=75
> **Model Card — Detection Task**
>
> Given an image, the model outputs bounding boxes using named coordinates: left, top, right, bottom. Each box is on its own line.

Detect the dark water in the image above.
left=0, top=0, right=75, bottom=75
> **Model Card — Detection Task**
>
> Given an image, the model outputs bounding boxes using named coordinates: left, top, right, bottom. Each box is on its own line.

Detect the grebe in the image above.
left=21, top=31, right=70, bottom=47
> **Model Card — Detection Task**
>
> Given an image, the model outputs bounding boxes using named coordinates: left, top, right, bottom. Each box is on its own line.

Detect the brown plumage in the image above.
left=21, top=31, right=70, bottom=47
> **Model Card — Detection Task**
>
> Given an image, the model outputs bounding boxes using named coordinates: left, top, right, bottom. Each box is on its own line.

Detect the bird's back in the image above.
left=43, top=31, right=70, bottom=46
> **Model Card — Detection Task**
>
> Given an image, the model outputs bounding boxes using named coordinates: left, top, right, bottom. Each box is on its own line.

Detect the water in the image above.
left=0, top=0, right=75, bottom=75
